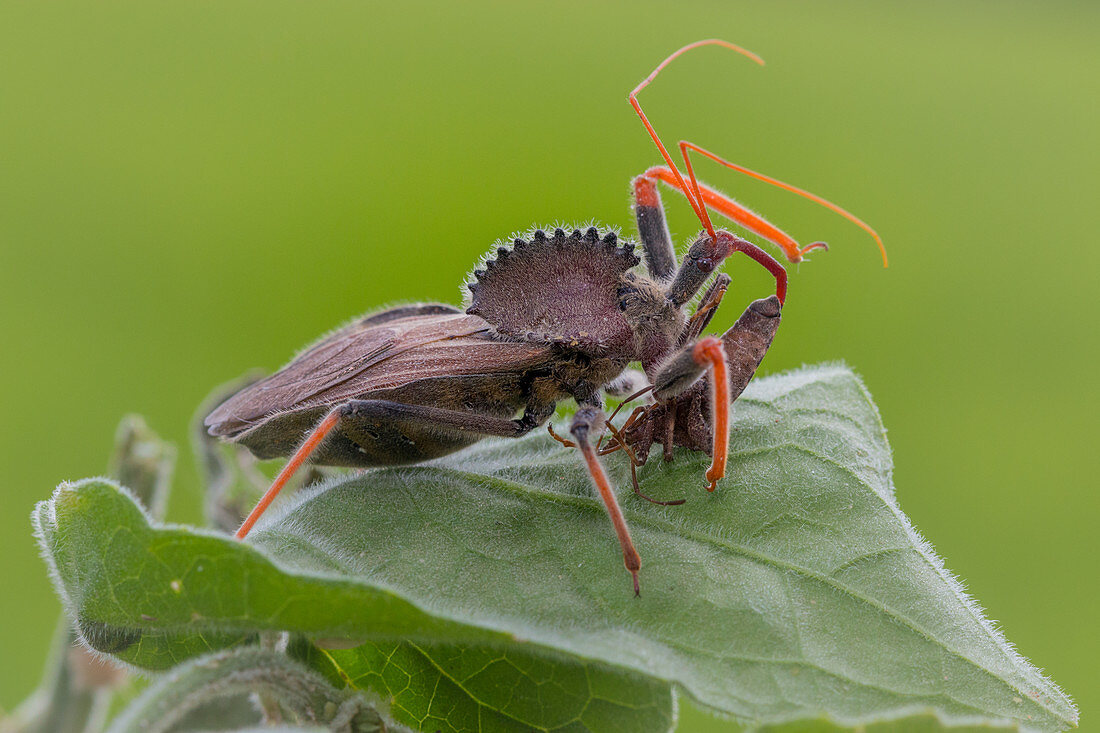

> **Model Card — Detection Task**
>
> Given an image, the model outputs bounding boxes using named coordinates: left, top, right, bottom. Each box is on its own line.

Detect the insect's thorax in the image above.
left=462, top=225, right=686, bottom=389
left=616, top=272, right=687, bottom=373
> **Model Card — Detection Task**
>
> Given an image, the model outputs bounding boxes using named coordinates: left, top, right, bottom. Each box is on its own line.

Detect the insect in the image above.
left=205, top=39, right=884, bottom=593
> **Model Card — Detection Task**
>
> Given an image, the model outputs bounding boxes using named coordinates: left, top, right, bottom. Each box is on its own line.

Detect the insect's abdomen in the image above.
left=229, top=373, right=529, bottom=468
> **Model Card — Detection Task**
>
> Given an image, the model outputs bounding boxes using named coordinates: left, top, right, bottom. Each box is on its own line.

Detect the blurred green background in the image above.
left=1, top=0, right=1096, bottom=728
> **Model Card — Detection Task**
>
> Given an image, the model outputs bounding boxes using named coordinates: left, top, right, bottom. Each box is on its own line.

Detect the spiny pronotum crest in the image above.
left=465, top=227, right=639, bottom=352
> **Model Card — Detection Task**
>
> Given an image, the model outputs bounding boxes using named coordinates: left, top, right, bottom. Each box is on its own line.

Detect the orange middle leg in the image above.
left=571, top=405, right=642, bottom=595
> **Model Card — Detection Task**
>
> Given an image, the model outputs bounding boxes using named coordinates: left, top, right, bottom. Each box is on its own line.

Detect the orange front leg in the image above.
left=692, top=337, right=730, bottom=492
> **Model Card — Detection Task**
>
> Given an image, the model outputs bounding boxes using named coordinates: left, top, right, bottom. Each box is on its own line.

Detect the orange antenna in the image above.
left=630, top=40, right=887, bottom=267
left=681, top=142, right=888, bottom=267
left=629, top=39, right=764, bottom=240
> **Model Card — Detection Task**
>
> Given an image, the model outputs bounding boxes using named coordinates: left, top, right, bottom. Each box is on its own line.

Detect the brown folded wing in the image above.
left=205, top=308, right=553, bottom=437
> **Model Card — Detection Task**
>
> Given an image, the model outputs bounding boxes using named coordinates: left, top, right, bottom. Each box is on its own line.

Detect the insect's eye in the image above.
left=691, top=253, right=717, bottom=274
left=617, top=284, right=640, bottom=301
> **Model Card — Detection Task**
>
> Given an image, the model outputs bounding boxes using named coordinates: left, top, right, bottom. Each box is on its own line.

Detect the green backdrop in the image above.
left=1, top=1, right=1096, bottom=728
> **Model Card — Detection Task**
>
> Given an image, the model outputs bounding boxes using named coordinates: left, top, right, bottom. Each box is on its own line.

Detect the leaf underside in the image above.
left=33, top=364, right=1077, bottom=732
left=303, top=639, right=673, bottom=733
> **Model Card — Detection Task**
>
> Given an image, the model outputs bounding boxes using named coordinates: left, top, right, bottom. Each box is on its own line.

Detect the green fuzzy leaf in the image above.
left=105, top=647, right=381, bottom=733
left=3, top=415, right=175, bottom=733
left=303, top=640, right=673, bottom=732
left=108, top=414, right=176, bottom=523
left=34, top=365, right=1077, bottom=732
left=728, top=710, right=1025, bottom=731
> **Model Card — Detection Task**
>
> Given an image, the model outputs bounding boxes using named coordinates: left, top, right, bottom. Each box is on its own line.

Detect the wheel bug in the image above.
left=205, top=39, right=883, bottom=594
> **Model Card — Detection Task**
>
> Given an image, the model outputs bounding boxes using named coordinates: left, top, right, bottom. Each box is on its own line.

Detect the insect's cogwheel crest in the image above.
left=465, top=226, right=640, bottom=355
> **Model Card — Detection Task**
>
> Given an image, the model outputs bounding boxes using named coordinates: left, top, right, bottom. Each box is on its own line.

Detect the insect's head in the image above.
left=668, top=230, right=789, bottom=306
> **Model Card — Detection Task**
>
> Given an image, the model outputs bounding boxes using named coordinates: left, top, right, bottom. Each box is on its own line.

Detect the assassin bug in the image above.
left=205, top=39, right=883, bottom=594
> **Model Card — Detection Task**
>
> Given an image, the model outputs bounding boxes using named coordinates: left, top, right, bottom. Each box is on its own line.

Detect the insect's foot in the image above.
left=797, top=241, right=829, bottom=258
left=546, top=424, right=576, bottom=449
left=624, top=549, right=641, bottom=596
left=634, top=485, right=686, bottom=506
